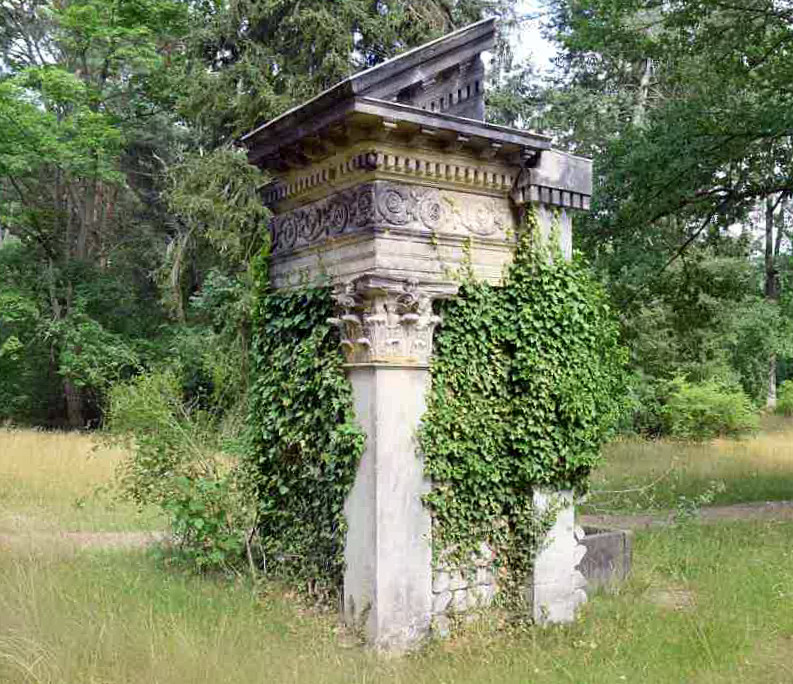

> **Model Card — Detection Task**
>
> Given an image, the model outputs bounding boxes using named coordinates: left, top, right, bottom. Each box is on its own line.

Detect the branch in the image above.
left=626, top=203, right=726, bottom=305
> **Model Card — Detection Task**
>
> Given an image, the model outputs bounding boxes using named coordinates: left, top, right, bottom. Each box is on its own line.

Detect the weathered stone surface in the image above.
left=475, top=566, right=493, bottom=586
left=448, top=570, right=467, bottom=592
left=328, top=275, right=455, bottom=366
left=529, top=489, right=588, bottom=625
left=243, top=19, right=500, bottom=164
left=452, top=589, right=468, bottom=612
left=579, top=526, right=633, bottom=591
left=268, top=182, right=514, bottom=256
left=343, top=365, right=434, bottom=651
left=432, top=570, right=450, bottom=594
left=243, top=16, right=595, bottom=650
left=432, top=591, right=453, bottom=614
left=469, top=583, right=496, bottom=608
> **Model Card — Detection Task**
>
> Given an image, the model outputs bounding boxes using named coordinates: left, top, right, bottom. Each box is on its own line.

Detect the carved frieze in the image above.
left=269, top=182, right=513, bottom=254
left=328, top=276, right=454, bottom=366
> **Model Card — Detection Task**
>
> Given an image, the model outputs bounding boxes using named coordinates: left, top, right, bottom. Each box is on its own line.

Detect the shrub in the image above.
left=775, top=380, right=793, bottom=417
left=106, top=369, right=255, bottom=572
left=661, top=378, right=758, bottom=440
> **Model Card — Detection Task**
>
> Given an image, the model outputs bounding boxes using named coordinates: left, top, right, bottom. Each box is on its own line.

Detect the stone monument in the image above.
left=243, top=18, right=591, bottom=650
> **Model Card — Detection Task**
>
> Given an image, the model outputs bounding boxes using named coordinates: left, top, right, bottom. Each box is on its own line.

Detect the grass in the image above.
left=586, top=416, right=793, bottom=513
left=0, top=429, right=162, bottom=533
left=2, top=427, right=793, bottom=682
left=1, top=522, right=792, bottom=683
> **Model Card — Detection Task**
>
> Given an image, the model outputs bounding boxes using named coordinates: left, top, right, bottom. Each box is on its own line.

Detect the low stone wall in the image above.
left=432, top=549, right=497, bottom=610
left=431, top=546, right=498, bottom=634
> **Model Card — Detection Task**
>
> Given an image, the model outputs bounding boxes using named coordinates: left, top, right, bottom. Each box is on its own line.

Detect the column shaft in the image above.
left=344, top=365, right=433, bottom=650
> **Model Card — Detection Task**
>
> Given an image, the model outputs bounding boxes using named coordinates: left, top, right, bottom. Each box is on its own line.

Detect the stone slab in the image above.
left=579, top=526, right=633, bottom=591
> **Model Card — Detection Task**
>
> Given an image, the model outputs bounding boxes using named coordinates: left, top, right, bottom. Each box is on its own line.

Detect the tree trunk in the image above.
left=768, top=353, right=777, bottom=410
left=765, top=195, right=780, bottom=409
left=632, top=58, right=653, bottom=127
left=64, top=379, right=84, bottom=429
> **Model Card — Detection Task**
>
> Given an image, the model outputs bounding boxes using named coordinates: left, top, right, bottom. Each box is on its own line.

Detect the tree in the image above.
left=523, top=0, right=793, bottom=415
left=0, top=0, right=188, bottom=425
left=0, top=0, right=517, bottom=427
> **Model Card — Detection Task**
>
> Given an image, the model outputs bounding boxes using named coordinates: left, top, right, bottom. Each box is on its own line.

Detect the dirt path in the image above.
left=3, top=502, right=792, bottom=552
left=0, top=529, right=167, bottom=552
left=581, top=500, right=793, bottom=530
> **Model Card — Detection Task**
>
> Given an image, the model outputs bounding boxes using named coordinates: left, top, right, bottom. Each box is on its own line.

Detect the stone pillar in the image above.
left=529, top=489, right=588, bottom=625
left=513, top=182, right=589, bottom=627
left=329, top=275, right=455, bottom=650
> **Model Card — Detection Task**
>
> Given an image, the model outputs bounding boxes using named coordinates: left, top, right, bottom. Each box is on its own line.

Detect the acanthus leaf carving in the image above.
left=328, top=276, right=446, bottom=366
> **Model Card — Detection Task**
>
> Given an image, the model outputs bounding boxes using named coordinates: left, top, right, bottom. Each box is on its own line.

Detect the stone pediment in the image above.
left=243, top=18, right=497, bottom=159
left=245, top=96, right=551, bottom=174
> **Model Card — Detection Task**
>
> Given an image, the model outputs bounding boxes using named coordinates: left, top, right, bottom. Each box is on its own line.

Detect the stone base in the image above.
left=528, top=489, right=588, bottom=624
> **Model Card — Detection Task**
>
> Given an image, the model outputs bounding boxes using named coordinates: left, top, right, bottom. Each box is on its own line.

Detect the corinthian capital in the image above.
left=328, top=276, right=456, bottom=366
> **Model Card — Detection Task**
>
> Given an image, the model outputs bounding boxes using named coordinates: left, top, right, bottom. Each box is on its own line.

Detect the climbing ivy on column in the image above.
left=420, top=209, right=627, bottom=590
left=247, top=255, right=365, bottom=598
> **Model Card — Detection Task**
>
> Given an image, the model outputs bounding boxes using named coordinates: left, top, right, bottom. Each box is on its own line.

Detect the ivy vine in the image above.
left=246, top=256, right=365, bottom=598
left=420, top=210, right=627, bottom=595
left=244, top=209, right=625, bottom=607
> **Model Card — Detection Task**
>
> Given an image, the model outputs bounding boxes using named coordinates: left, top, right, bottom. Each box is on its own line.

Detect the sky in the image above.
left=511, top=0, right=558, bottom=71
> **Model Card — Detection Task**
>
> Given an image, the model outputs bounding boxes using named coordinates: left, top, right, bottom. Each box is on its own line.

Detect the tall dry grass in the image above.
left=0, top=429, right=161, bottom=533
left=588, top=417, right=793, bottom=511
left=1, top=428, right=793, bottom=682
left=1, top=523, right=793, bottom=683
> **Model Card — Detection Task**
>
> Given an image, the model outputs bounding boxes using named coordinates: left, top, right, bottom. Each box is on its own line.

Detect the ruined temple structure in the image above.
left=243, top=18, right=592, bottom=650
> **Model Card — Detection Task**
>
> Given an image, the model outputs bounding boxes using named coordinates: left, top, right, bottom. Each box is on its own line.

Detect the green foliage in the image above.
left=775, top=380, right=793, bottom=417
left=0, top=284, right=41, bottom=420
left=246, top=278, right=365, bottom=598
left=165, top=147, right=269, bottom=264
left=661, top=378, right=759, bottom=441
left=508, top=0, right=793, bottom=426
left=162, top=476, right=247, bottom=571
left=0, top=242, right=57, bottom=423
left=724, top=298, right=793, bottom=402
left=173, top=0, right=502, bottom=141
left=52, top=310, right=140, bottom=392
left=0, top=0, right=192, bottom=427
left=107, top=368, right=254, bottom=571
left=420, top=211, right=627, bottom=596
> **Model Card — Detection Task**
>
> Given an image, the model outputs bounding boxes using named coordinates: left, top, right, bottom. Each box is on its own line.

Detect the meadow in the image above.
left=1, top=427, right=793, bottom=683
left=586, top=416, right=793, bottom=513
left=0, top=430, right=162, bottom=535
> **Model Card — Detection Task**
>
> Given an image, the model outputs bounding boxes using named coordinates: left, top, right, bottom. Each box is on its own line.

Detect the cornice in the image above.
left=262, top=143, right=519, bottom=211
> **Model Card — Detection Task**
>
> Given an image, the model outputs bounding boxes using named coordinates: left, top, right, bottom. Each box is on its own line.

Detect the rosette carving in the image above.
left=268, top=182, right=508, bottom=254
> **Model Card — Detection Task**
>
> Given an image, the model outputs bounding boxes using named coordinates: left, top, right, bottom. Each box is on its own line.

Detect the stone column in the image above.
left=520, top=197, right=588, bottom=626
left=329, top=275, right=456, bottom=650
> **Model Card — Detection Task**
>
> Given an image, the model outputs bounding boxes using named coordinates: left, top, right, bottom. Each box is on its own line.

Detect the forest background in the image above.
left=2, top=0, right=793, bottom=441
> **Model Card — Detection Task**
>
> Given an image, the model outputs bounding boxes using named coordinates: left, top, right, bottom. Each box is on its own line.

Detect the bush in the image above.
left=775, top=380, right=793, bottom=417
left=622, top=372, right=666, bottom=437
left=106, top=369, right=255, bottom=572
left=661, top=378, right=759, bottom=440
